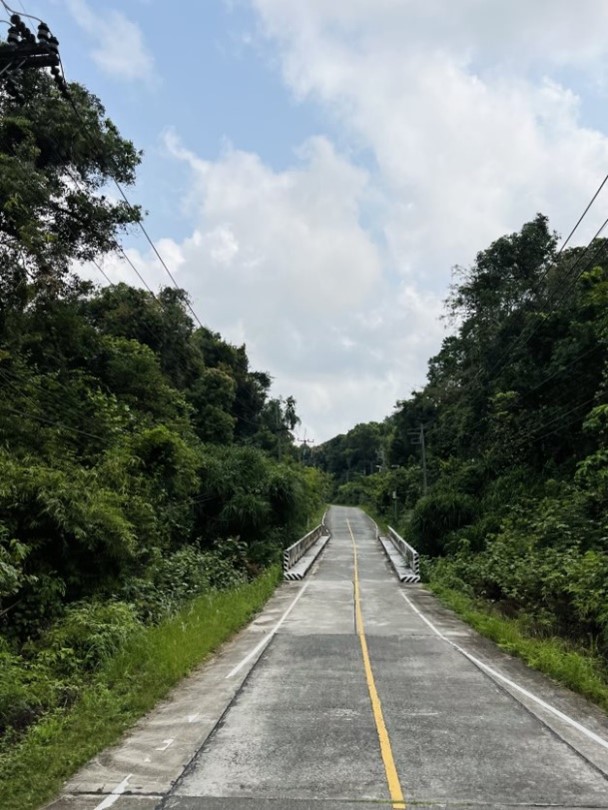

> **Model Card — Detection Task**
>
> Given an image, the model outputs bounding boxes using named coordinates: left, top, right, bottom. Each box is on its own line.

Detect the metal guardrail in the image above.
left=283, top=523, right=326, bottom=572
left=387, top=526, right=420, bottom=580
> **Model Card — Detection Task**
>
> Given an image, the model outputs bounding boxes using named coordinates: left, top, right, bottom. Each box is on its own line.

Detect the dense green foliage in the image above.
left=0, top=67, right=327, bottom=757
left=0, top=568, right=281, bottom=810
left=316, top=213, right=608, bottom=666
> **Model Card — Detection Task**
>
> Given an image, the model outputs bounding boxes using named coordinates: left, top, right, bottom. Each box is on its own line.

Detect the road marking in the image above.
left=187, top=713, right=200, bottom=723
left=93, top=774, right=132, bottom=809
left=155, top=738, right=174, bottom=751
left=348, top=519, right=406, bottom=810
left=226, top=580, right=311, bottom=679
left=400, top=591, right=608, bottom=753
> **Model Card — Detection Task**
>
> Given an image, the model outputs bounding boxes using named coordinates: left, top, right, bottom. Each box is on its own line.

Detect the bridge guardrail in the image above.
left=283, top=523, right=326, bottom=572
left=387, top=526, right=420, bottom=581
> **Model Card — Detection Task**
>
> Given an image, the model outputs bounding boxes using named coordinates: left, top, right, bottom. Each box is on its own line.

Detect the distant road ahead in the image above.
left=51, top=505, right=608, bottom=810
left=167, top=505, right=608, bottom=809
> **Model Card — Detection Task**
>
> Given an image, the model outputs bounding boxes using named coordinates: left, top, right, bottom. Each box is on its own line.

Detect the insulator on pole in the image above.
left=37, top=22, right=51, bottom=44
left=7, top=26, right=19, bottom=45
left=48, top=35, right=59, bottom=56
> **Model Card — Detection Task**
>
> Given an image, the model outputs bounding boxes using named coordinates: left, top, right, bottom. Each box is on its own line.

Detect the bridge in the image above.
left=49, top=505, right=608, bottom=809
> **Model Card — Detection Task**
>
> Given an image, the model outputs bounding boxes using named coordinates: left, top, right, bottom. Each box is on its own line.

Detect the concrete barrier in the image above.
left=283, top=519, right=330, bottom=581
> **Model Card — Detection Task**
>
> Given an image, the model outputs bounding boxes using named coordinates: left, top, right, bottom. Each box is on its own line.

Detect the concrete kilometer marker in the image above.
left=400, top=591, right=608, bottom=753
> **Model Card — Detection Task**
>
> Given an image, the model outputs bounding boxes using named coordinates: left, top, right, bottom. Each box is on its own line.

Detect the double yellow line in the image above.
left=347, top=519, right=406, bottom=810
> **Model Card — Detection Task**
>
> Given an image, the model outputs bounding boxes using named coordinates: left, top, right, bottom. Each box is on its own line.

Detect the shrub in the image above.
left=37, top=601, right=142, bottom=676
left=410, top=490, right=478, bottom=555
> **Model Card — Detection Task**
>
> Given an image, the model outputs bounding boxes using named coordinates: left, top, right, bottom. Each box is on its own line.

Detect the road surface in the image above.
left=50, top=505, right=608, bottom=809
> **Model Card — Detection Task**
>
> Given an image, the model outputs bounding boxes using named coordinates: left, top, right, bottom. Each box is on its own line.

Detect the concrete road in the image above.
left=49, top=505, right=608, bottom=810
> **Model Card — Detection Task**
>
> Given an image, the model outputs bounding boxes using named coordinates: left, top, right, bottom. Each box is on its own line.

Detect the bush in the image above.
left=37, top=601, right=142, bottom=676
left=0, top=643, right=61, bottom=736
left=120, top=546, right=246, bottom=623
left=410, top=490, right=478, bottom=555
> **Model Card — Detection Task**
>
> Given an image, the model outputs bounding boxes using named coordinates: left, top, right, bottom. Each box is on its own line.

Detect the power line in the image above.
left=555, top=173, right=608, bottom=257
left=4, top=5, right=204, bottom=329
left=17, top=102, right=160, bottom=300
left=469, top=166, right=608, bottom=388
left=91, top=258, right=112, bottom=286
left=516, top=395, right=600, bottom=449
left=0, top=400, right=106, bottom=442
left=115, top=246, right=156, bottom=295
left=0, top=366, right=106, bottom=442
left=523, top=343, right=604, bottom=397
left=61, top=82, right=205, bottom=330
left=481, top=220, right=608, bottom=384
left=1, top=0, right=40, bottom=23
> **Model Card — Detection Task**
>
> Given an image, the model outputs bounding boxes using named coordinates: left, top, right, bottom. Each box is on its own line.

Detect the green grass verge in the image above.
left=307, top=503, right=329, bottom=531
left=428, top=580, right=608, bottom=712
left=0, top=566, right=281, bottom=810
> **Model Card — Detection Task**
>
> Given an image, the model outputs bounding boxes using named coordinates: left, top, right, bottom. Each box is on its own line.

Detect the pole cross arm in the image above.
left=0, top=44, right=59, bottom=70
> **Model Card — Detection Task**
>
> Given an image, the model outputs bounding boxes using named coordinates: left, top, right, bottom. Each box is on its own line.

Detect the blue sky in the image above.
left=37, top=1, right=328, bottom=240
left=8, top=1, right=608, bottom=441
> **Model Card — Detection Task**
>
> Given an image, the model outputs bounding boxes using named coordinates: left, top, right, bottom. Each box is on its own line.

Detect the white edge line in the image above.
left=94, top=774, right=132, bottom=810
left=226, top=580, right=311, bottom=679
left=399, top=591, right=608, bottom=753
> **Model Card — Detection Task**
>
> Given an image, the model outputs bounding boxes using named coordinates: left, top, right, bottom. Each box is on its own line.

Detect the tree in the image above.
left=0, top=72, right=141, bottom=305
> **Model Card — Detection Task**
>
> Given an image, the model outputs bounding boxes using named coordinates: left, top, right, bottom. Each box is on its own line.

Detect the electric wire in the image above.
left=0, top=400, right=107, bottom=442
left=0, top=366, right=106, bottom=442
left=0, top=0, right=42, bottom=24
left=515, top=395, right=600, bottom=449
left=1, top=6, right=274, bottom=445
left=91, top=258, right=112, bottom=285
left=555, top=173, right=608, bottom=257
left=480, top=217, right=608, bottom=384
left=115, top=246, right=156, bottom=295
left=523, top=343, right=604, bottom=397
left=62, top=83, right=205, bottom=329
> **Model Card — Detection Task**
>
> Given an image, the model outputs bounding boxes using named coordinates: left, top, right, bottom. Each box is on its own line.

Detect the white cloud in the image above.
left=243, top=1, right=608, bottom=437
left=66, top=0, right=155, bottom=82
left=251, top=0, right=608, bottom=279
left=87, top=2, right=608, bottom=440
left=91, top=133, right=438, bottom=441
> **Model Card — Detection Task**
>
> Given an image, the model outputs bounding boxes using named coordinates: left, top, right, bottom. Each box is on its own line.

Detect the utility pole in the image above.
left=295, top=436, right=314, bottom=464
left=408, top=423, right=428, bottom=496
left=0, top=10, right=67, bottom=100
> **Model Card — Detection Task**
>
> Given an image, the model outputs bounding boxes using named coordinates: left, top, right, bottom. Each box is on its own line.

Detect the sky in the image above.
left=10, top=0, right=608, bottom=442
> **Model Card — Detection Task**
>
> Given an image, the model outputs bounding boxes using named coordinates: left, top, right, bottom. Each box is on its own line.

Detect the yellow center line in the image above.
left=347, top=518, right=406, bottom=810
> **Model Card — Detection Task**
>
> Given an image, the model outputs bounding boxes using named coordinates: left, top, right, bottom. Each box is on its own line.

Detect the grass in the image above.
left=0, top=566, right=281, bottom=810
left=428, top=580, right=608, bottom=712
left=308, top=503, right=330, bottom=531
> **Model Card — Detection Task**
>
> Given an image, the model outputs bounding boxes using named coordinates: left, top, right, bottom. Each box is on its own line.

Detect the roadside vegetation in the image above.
left=0, top=55, right=329, bottom=806
left=0, top=568, right=281, bottom=810
left=314, top=214, right=608, bottom=699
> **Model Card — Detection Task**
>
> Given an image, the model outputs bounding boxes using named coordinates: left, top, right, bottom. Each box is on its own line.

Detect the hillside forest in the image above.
left=3, top=30, right=608, bottom=774
left=315, top=213, right=608, bottom=668
left=0, top=69, right=327, bottom=743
